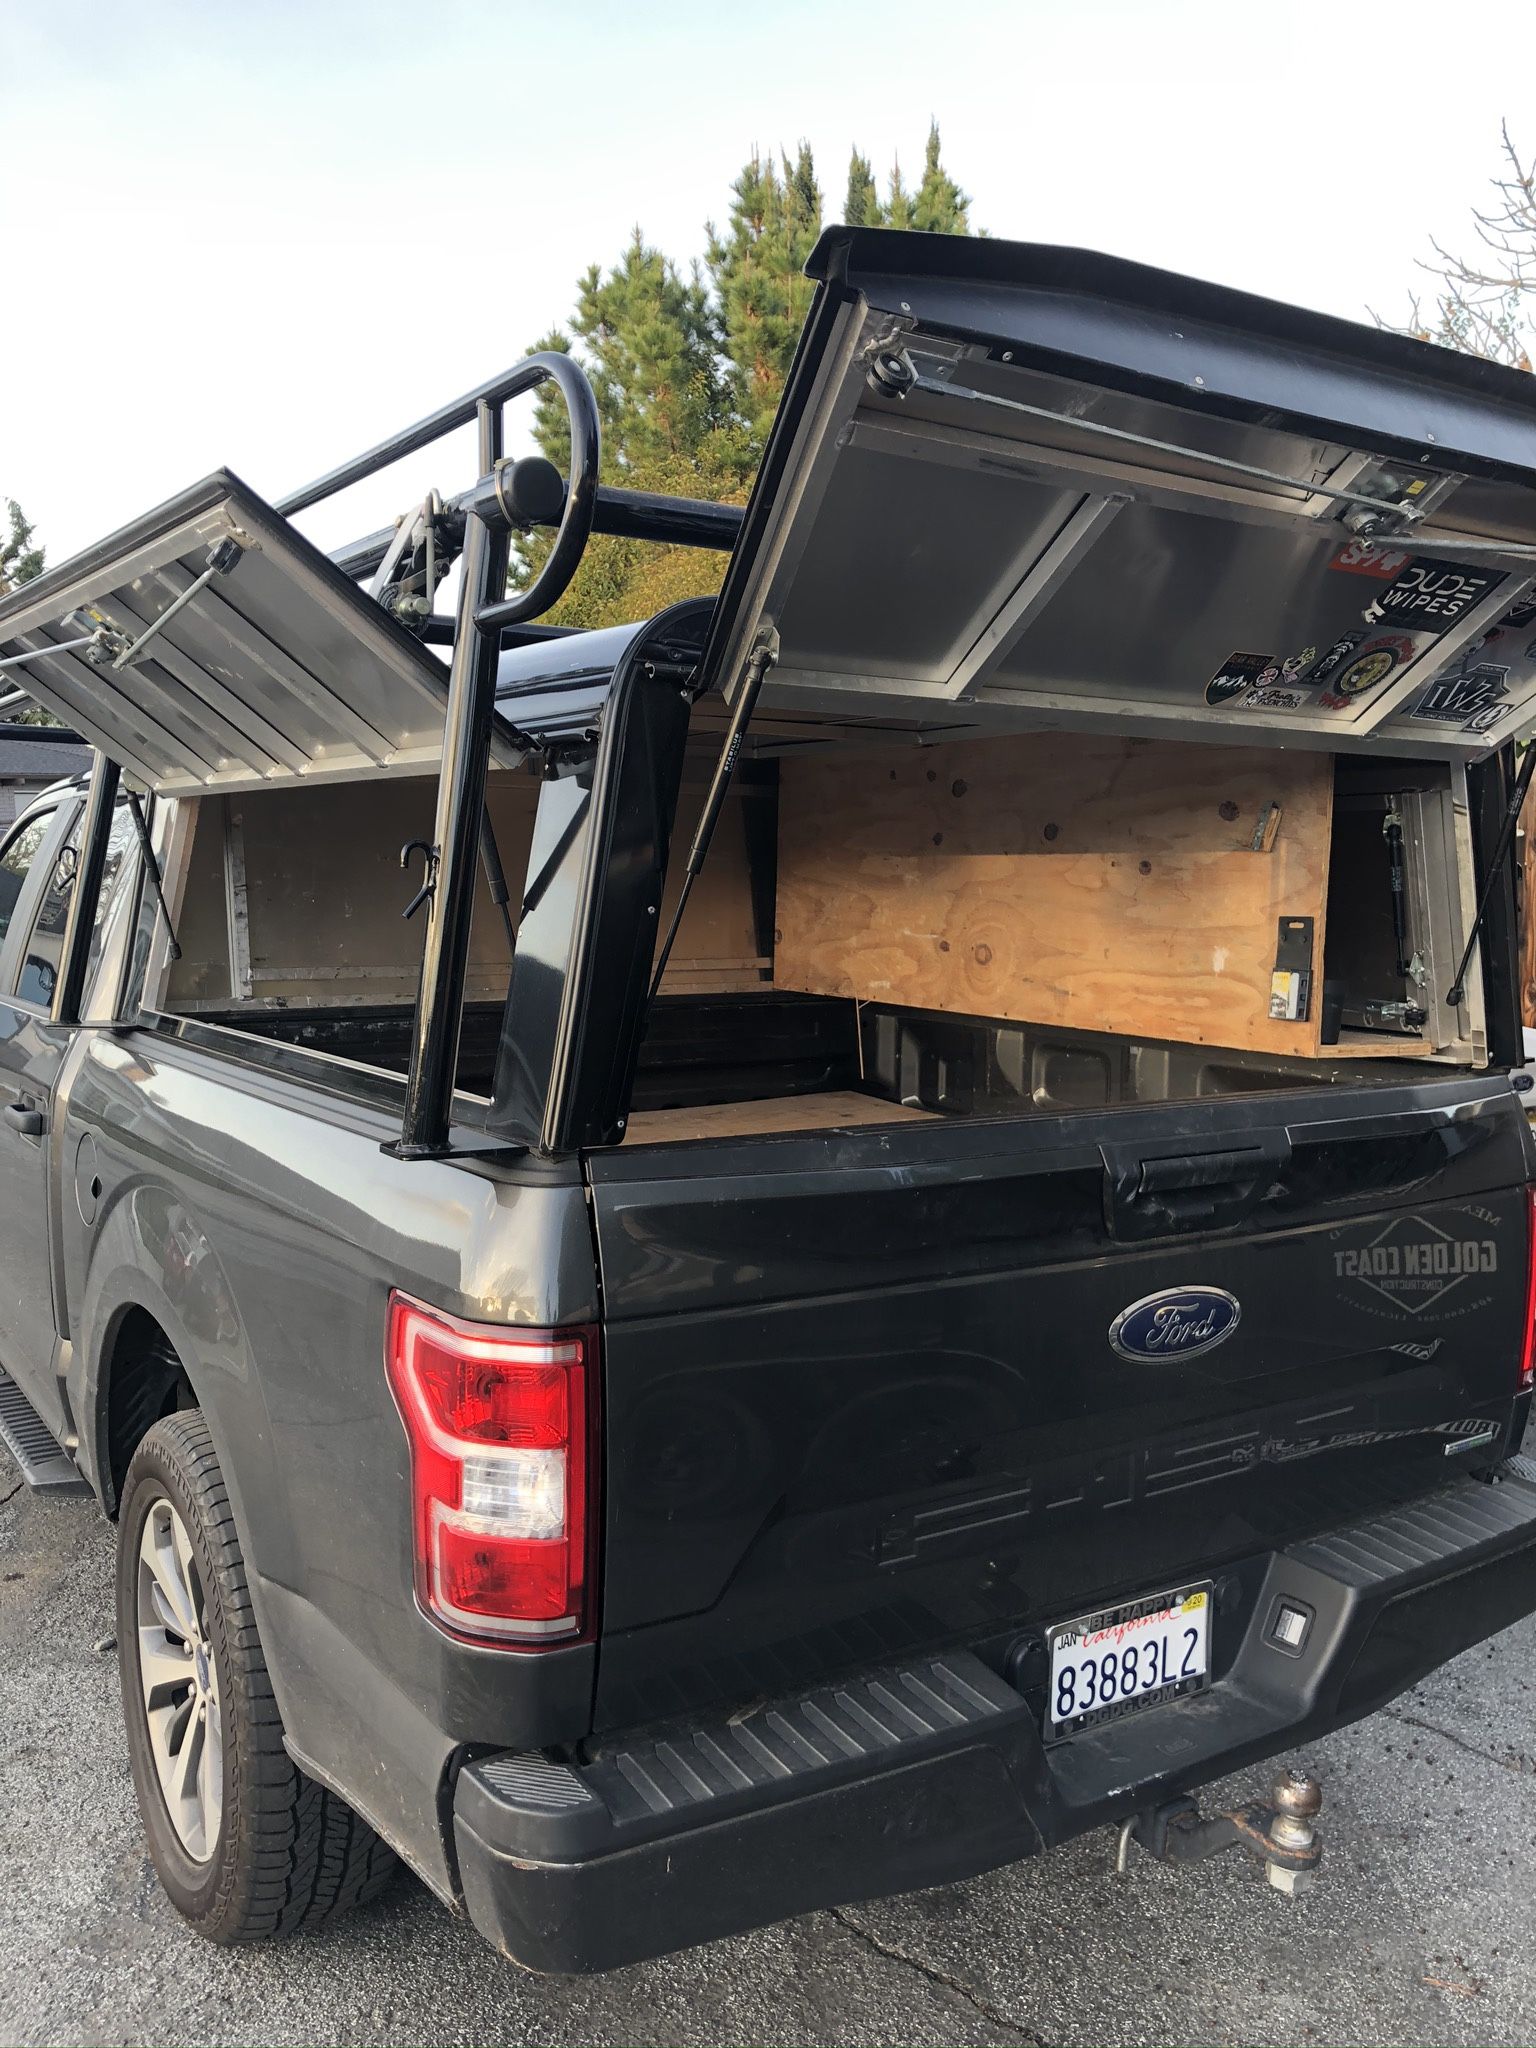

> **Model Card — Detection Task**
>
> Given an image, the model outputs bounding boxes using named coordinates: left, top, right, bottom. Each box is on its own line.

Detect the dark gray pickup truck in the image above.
left=2, top=228, right=1536, bottom=1974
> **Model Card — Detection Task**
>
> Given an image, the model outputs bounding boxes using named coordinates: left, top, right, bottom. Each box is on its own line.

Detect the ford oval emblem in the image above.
left=1109, top=1286, right=1241, bottom=1362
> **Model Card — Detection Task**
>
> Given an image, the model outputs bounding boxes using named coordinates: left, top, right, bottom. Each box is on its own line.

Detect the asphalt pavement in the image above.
left=3, top=1446, right=1535, bottom=2048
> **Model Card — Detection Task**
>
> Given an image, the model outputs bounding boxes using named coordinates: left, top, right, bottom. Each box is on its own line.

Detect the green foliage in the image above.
left=573, top=231, right=732, bottom=468
left=0, top=499, right=44, bottom=595
left=912, top=121, right=971, bottom=235
left=0, top=501, right=62, bottom=723
left=843, top=149, right=879, bottom=229
left=519, top=126, right=974, bottom=627
left=707, top=145, right=824, bottom=448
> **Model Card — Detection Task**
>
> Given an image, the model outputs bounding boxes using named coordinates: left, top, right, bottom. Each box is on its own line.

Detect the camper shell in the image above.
left=0, top=230, right=1534, bottom=1971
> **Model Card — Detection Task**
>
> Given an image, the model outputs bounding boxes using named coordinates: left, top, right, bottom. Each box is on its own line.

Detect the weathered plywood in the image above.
left=623, top=1090, right=933, bottom=1146
left=165, top=759, right=768, bottom=1012
left=775, top=732, right=1333, bottom=1058
left=656, top=772, right=767, bottom=995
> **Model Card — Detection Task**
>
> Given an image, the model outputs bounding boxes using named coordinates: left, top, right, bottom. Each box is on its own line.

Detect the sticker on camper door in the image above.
left=1316, top=633, right=1420, bottom=709
left=1330, top=540, right=1412, bottom=579
left=1242, top=686, right=1307, bottom=710
left=1205, top=651, right=1272, bottom=706
left=1362, top=558, right=1504, bottom=633
left=1409, top=660, right=1511, bottom=730
left=1304, top=630, right=1366, bottom=686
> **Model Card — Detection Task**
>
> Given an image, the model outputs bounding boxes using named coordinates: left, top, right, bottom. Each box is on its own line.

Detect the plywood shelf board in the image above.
left=774, top=731, right=1333, bottom=1060
left=621, top=1090, right=934, bottom=1146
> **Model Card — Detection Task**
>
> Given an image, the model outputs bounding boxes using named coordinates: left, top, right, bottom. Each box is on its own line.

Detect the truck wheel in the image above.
left=116, top=1410, right=397, bottom=1941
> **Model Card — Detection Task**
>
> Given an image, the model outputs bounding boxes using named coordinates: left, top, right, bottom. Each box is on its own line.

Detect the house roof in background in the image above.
left=0, top=737, right=91, bottom=781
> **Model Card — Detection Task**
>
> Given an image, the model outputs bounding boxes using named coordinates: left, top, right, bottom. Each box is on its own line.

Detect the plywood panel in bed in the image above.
left=622, top=1090, right=933, bottom=1145
left=775, top=732, right=1333, bottom=1059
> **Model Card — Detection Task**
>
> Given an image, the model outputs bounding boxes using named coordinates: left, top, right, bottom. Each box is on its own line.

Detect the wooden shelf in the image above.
left=1327, top=1031, right=1435, bottom=1059
left=622, top=1090, right=934, bottom=1147
left=776, top=731, right=1335, bottom=1062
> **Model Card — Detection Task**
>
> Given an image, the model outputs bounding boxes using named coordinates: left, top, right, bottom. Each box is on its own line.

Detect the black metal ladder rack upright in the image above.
left=277, top=351, right=743, bottom=1157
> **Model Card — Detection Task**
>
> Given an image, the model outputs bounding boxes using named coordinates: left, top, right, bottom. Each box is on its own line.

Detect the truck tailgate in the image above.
left=584, top=1076, right=1533, bottom=1730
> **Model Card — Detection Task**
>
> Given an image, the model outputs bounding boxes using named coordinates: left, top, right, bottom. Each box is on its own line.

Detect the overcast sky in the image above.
left=4, top=0, right=1534, bottom=570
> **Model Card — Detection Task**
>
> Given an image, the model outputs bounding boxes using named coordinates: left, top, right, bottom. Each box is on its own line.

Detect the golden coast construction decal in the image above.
left=1329, top=1205, right=1504, bottom=1322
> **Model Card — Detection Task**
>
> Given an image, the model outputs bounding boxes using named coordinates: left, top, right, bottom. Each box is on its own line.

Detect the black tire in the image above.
left=116, top=1409, right=397, bottom=1941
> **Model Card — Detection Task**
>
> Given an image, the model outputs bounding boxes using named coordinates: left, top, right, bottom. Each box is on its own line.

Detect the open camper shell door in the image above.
left=0, top=470, right=528, bottom=796
left=700, top=228, right=1536, bottom=761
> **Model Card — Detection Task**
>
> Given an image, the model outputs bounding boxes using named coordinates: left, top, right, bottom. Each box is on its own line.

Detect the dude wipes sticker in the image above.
left=1362, top=557, right=1505, bottom=633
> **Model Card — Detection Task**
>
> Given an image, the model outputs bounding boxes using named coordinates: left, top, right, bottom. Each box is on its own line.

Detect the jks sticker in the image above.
left=1330, top=540, right=1412, bottom=579
left=1243, top=686, right=1306, bottom=710
left=1317, top=633, right=1419, bottom=709
left=1362, top=558, right=1504, bottom=632
left=1410, top=660, right=1511, bottom=730
left=1205, top=651, right=1272, bottom=707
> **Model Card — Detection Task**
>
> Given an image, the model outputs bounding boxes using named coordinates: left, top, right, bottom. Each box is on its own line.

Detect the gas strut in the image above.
left=646, top=635, right=777, bottom=1004
left=1446, top=742, right=1536, bottom=1008
left=124, top=791, right=182, bottom=963
left=1384, top=804, right=1410, bottom=980
left=479, top=808, right=517, bottom=951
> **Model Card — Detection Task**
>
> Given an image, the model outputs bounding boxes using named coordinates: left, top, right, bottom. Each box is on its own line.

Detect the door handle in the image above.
left=4, top=1099, right=45, bottom=1139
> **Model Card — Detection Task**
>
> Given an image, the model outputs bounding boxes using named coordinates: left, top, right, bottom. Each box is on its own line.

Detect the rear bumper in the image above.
left=454, top=1459, right=1536, bottom=1973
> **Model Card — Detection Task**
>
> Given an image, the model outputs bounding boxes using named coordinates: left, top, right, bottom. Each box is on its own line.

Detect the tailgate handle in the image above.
left=1104, top=1136, right=1290, bottom=1240
left=1137, top=1146, right=1272, bottom=1195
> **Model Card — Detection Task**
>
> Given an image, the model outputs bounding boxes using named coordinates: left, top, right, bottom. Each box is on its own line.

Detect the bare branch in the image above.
left=1380, top=127, right=1536, bottom=370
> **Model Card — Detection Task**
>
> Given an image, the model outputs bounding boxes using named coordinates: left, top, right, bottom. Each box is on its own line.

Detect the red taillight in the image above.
left=1521, top=1189, right=1536, bottom=1392
left=385, top=1293, right=595, bottom=1646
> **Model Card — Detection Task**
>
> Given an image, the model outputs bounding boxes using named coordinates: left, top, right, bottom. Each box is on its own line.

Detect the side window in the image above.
left=0, top=812, right=52, bottom=954
left=84, top=806, right=138, bottom=993
left=17, top=831, right=80, bottom=1008
left=16, top=804, right=138, bottom=1012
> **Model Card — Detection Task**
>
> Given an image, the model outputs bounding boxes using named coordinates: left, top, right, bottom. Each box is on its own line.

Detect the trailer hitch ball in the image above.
left=1117, top=1766, right=1323, bottom=1894
left=1265, top=1769, right=1322, bottom=1896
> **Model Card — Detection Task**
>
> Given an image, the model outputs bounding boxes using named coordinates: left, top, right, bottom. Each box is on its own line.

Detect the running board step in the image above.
left=0, top=1368, right=87, bottom=1492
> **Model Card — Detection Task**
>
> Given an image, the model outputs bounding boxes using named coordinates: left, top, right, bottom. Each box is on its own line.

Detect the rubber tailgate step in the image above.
left=0, top=1368, right=87, bottom=1492
left=460, top=1651, right=1030, bottom=1861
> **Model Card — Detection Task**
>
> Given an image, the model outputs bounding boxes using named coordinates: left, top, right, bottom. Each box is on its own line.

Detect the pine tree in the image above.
left=912, top=122, right=970, bottom=235
left=0, top=501, right=63, bottom=723
left=513, top=130, right=978, bottom=627
left=843, top=150, right=879, bottom=227
left=565, top=232, right=729, bottom=471
left=707, top=145, right=824, bottom=447
left=0, top=500, right=44, bottom=596
left=883, top=157, right=913, bottom=231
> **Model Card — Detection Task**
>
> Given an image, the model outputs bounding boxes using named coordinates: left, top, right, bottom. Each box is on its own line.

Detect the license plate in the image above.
left=1045, top=1582, right=1211, bottom=1742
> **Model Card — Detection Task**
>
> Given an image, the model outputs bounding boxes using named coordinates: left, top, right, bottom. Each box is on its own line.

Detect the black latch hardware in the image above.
left=400, top=840, right=440, bottom=921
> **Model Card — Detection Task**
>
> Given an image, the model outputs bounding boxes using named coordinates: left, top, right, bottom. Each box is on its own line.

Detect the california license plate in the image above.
left=1045, top=1582, right=1211, bottom=1742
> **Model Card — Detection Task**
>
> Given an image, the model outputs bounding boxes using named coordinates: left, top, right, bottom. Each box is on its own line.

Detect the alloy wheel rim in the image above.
left=135, top=1495, right=223, bottom=1863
